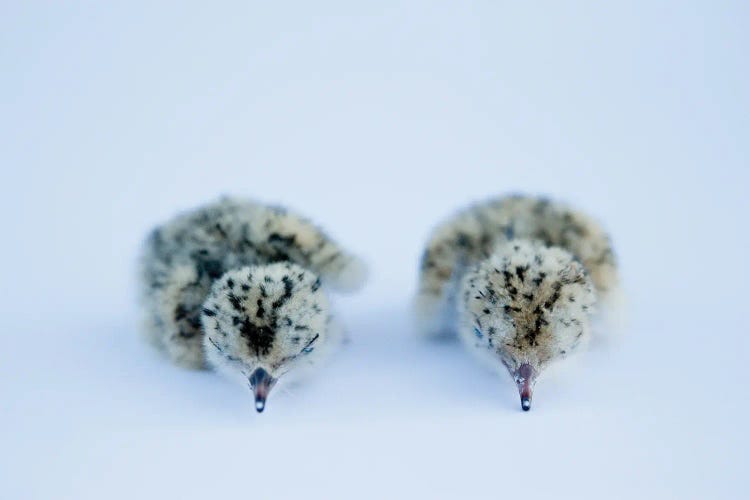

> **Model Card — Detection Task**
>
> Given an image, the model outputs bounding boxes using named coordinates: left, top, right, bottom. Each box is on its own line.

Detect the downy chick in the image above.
left=139, top=197, right=366, bottom=412
left=416, top=195, right=619, bottom=410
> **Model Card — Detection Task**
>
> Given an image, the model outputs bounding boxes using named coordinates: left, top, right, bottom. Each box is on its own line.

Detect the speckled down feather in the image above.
left=459, top=240, right=596, bottom=372
left=415, top=194, right=620, bottom=410
left=138, top=197, right=366, bottom=402
left=416, top=195, right=618, bottom=337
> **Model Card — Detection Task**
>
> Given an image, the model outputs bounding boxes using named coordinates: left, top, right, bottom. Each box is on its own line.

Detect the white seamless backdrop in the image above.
left=1, top=1, right=748, bottom=499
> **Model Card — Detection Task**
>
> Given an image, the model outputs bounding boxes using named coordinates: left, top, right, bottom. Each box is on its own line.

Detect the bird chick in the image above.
left=459, top=240, right=595, bottom=411
left=416, top=195, right=619, bottom=411
left=139, top=197, right=366, bottom=412
left=202, top=262, right=333, bottom=412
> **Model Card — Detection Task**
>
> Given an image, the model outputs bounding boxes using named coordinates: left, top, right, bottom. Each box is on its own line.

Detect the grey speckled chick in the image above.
left=139, top=197, right=366, bottom=412
left=415, top=195, right=620, bottom=411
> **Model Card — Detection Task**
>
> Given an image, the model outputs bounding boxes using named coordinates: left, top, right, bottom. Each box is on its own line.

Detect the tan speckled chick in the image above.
left=139, top=197, right=366, bottom=412
left=416, top=195, right=620, bottom=411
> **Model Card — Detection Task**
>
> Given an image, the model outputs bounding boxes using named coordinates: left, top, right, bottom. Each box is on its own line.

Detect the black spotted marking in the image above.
left=268, top=232, right=296, bottom=246
left=178, top=329, right=195, bottom=338
left=256, top=299, right=265, bottom=318
left=311, top=278, right=321, bottom=292
left=174, top=304, right=189, bottom=321
left=456, top=233, right=471, bottom=248
left=525, top=315, right=549, bottom=345
left=201, top=259, right=224, bottom=280
left=294, top=324, right=310, bottom=331
left=536, top=229, right=553, bottom=245
left=202, top=308, right=216, bottom=317
left=532, top=272, right=546, bottom=286
left=264, top=275, right=273, bottom=283
left=240, top=319, right=275, bottom=356
left=515, top=265, right=528, bottom=282
left=271, top=276, right=295, bottom=310
left=544, top=290, right=561, bottom=310
left=226, top=278, right=234, bottom=288
left=214, top=223, right=227, bottom=238
left=228, top=293, right=243, bottom=312
left=283, top=276, right=294, bottom=295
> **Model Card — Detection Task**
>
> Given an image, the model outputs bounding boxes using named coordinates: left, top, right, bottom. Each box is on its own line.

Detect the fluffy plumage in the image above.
left=415, top=195, right=620, bottom=410
left=139, top=197, right=366, bottom=411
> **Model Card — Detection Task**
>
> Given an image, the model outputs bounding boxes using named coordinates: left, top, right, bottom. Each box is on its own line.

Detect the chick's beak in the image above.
left=248, top=368, right=277, bottom=413
left=514, top=363, right=536, bottom=412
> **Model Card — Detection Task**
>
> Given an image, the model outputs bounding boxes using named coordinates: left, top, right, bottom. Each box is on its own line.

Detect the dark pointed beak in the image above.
left=248, top=368, right=277, bottom=413
left=514, top=363, right=536, bottom=412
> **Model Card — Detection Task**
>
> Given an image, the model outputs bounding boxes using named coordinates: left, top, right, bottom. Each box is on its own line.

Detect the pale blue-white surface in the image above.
left=1, top=1, right=748, bottom=499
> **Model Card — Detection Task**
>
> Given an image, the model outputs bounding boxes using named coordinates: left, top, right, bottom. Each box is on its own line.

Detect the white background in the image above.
left=2, top=1, right=748, bottom=499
